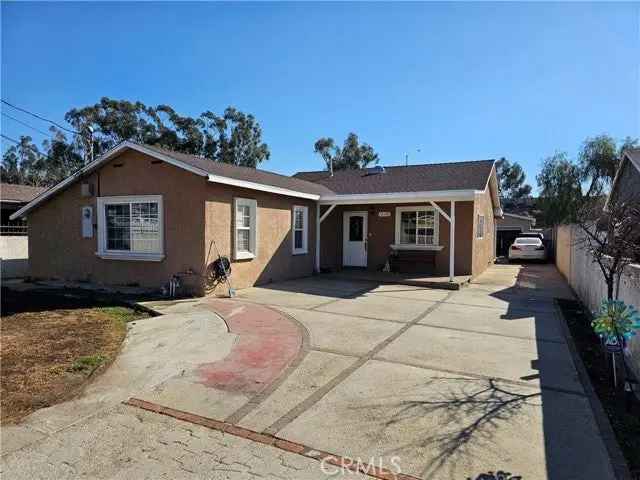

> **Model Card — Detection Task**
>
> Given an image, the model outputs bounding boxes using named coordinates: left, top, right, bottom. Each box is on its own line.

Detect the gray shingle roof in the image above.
left=293, top=160, right=495, bottom=195
left=142, top=144, right=334, bottom=197
left=1, top=183, right=47, bottom=203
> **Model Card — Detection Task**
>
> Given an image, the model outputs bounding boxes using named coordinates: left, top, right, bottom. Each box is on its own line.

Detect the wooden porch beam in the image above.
left=428, top=200, right=450, bottom=223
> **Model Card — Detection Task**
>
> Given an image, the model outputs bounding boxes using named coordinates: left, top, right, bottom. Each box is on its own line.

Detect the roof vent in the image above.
left=371, top=165, right=385, bottom=174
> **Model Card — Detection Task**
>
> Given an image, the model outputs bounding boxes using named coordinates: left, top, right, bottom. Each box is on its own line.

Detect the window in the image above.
left=97, top=195, right=163, bottom=261
left=394, top=206, right=439, bottom=248
left=476, top=214, right=485, bottom=239
left=292, top=205, right=308, bottom=255
left=234, top=198, right=257, bottom=260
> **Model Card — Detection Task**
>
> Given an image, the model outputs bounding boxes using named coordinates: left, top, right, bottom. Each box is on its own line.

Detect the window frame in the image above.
left=234, top=197, right=258, bottom=260
left=393, top=206, right=440, bottom=250
left=292, top=205, right=309, bottom=255
left=476, top=214, right=485, bottom=239
left=96, top=195, right=164, bottom=262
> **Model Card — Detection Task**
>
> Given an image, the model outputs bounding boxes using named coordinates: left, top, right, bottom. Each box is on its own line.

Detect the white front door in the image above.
left=343, top=211, right=368, bottom=267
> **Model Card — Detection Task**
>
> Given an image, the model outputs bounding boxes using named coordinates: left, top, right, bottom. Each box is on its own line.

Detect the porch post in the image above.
left=449, top=200, right=455, bottom=282
left=316, top=205, right=321, bottom=273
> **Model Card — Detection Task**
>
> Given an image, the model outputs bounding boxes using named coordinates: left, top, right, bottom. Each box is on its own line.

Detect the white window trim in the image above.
left=96, top=195, right=164, bottom=262
left=234, top=197, right=258, bottom=260
left=477, top=214, right=485, bottom=239
left=394, top=206, right=440, bottom=247
left=292, top=205, right=309, bottom=255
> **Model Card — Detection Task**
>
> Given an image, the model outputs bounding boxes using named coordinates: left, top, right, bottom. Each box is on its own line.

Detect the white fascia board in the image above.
left=9, top=141, right=211, bottom=220
left=318, top=189, right=477, bottom=205
left=207, top=174, right=320, bottom=200
left=503, top=212, right=534, bottom=221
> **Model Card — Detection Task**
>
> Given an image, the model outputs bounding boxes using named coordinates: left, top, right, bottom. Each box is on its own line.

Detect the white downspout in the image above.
left=449, top=200, right=455, bottom=282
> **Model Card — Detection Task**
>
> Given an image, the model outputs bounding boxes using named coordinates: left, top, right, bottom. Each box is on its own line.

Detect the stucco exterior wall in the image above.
left=203, top=185, right=317, bottom=291
left=27, top=150, right=317, bottom=295
left=555, top=224, right=640, bottom=381
left=319, top=201, right=474, bottom=276
left=472, top=189, right=497, bottom=277
left=28, top=150, right=208, bottom=293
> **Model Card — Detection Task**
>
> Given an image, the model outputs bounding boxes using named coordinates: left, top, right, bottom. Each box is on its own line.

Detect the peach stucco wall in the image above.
left=28, top=150, right=207, bottom=293
left=471, top=188, right=497, bottom=277
left=203, top=186, right=317, bottom=291
left=28, top=150, right=317, bottom=295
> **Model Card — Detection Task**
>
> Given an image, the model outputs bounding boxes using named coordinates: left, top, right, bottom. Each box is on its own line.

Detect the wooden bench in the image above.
left=389, top=249, right=437, bottom=274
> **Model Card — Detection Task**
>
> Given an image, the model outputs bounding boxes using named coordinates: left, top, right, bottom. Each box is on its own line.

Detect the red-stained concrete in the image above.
left=195, top=298, right=303, bottom=394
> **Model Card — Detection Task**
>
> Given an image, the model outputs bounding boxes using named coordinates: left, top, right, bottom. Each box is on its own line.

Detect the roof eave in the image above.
left=10, top=141, right=321, bottom=219
left=206, top=174, right=320, bottom=200
left=318, top=189, right=478, bottom=205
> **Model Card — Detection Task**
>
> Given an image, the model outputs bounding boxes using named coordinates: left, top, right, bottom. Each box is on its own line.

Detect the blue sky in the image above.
left=1, top=2, right=638, bottom=190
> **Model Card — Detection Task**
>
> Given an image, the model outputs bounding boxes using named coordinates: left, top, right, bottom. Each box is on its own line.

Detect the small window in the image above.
left=349, top=215, right=364, bottom=242
left=234, top=198, right=257, bottom=260
left=476, top=214, right=485, bottom=239
left=97, top=195, right=163, bottom=261
left=292, top=205, right=308, bottom=255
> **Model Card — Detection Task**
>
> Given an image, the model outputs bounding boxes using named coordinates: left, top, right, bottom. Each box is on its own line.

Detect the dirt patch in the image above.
left=556, top=298, right=640, bottom=475
left=1, top=286, right=149, bottom=424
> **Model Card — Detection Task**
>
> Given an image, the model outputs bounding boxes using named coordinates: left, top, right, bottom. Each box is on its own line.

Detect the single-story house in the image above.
left=495, top=212, right=536, bottom=256
left=1, top=183, right=46, bottom=235
left=11, top=141, right=502, bottom=295
left=606, top=148, right=640, bottom=209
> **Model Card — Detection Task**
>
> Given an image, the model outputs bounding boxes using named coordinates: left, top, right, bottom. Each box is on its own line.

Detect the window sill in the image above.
left=390, top=244, right=444, bottom=251
left=292, top=249, right=308, bottom=256
left=234, top=251, right=255, bottom=260
left=96, top=252, right=165, bottom=262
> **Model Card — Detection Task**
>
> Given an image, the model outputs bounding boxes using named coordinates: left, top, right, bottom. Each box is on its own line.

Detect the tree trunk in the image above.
left=606, top=279, right=614, bottom=301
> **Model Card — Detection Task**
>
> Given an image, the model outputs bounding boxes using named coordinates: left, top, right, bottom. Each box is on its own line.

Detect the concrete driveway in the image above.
left=2, top=264, right=616, bottom=479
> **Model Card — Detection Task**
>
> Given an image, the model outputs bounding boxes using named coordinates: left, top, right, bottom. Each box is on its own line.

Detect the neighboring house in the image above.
left=495, top=212, right=536, bottom=256
left=12, top=141, right=502, bottom=295
left=606, top=148, right=640, bottom=209
left=605, top=148, right=640, bottom=262
left=1, top=183, right=46, bottom=278
left=1, top=183, right=46, bottom=235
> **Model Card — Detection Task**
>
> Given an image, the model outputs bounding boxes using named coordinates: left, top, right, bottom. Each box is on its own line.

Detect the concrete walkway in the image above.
left=1, top=264, right=618, bottom=479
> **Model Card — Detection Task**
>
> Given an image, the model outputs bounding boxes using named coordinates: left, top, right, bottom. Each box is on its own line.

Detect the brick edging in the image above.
left=553, top=300, right=632, bottom=480
left=124, top=397, right=420, bottom=480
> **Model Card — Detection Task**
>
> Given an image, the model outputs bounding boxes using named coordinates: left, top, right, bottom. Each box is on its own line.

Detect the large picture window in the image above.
left=292, top=205, right=308, bottom=254
left=97, top=195, right=164, bottom=261
left=234, top=198, right=257, bottom=260
left=394, top=206, right=440, bottom=248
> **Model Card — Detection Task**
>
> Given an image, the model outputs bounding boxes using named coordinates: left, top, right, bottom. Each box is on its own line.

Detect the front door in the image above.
left=343, top=211, right=368, bottom=267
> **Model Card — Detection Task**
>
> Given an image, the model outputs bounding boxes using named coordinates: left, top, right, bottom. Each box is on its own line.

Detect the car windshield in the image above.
left=514, top=237, right=542, bottom=246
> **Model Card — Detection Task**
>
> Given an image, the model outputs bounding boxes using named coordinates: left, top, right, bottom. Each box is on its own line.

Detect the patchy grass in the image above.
left=557, top=298, right=640, bottom=474
left=70, top=354, right=107, bottom=373
left=0, top=287, right=149, bottom=424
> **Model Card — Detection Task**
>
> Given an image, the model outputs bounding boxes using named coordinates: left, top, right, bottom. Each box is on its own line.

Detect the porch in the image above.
left=315, top=195, right=477, bottom=282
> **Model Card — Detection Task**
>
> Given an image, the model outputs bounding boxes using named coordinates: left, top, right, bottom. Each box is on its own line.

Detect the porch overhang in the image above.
left=317, top=189, right=478, bottom=205
left=315, top=192, right=464, bottom=283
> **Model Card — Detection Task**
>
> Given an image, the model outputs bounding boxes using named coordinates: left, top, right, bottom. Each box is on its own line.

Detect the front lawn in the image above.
left=0, top=287, right=149, bottom=424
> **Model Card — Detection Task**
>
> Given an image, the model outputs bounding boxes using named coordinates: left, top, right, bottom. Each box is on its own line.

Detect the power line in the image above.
left=2, top=112, right=54, bottom=138
left=1, top=99, right=80, bottom=135
left=1, top=133, right=23, bottom=145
